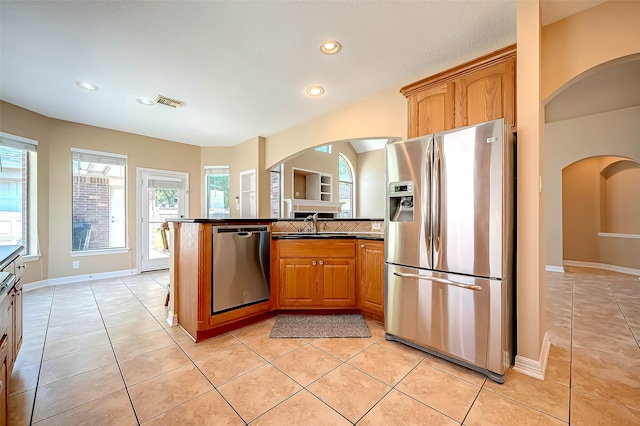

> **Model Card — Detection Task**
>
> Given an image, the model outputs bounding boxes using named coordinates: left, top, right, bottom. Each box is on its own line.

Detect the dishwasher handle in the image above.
left=214, top=226, right=270, bottom=234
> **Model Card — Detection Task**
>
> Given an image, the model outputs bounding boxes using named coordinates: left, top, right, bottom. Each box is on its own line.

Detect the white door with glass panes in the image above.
left=138, top=168, right=188, bottom=272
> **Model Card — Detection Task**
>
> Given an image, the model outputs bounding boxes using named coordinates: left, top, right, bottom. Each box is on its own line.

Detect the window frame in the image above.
left=71, top=148, right=128, bottom=254
left=338, top=153, right=355, bottom=218
left=204, top=166, right=230, bottom=219
left=0, top=132, right=39, bottom=259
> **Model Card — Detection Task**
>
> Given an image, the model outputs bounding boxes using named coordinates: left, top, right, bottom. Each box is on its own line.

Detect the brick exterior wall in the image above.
left=72, top=176, right=110, bottom=249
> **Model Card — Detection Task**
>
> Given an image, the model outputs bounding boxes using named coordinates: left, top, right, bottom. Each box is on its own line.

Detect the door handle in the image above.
left=434, top=143, right=441, bottom=253
left=393, top=272, right=482, bottom=291
left=319, top=260, right=324, bottom=265
left=312, top=260, right=317, bottom=265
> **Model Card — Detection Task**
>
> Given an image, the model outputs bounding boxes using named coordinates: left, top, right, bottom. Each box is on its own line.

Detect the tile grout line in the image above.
left=27, top=286, right=55, bottom=426
left=90, top=277, right=142, bottom=426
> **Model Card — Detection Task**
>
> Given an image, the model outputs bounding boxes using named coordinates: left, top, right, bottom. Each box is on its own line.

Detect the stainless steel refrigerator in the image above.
left=384, top=118, right=515, bottom=383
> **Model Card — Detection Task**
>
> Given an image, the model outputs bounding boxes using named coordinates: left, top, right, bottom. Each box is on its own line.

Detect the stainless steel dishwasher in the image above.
left=211, top=225, right=270, bottom=314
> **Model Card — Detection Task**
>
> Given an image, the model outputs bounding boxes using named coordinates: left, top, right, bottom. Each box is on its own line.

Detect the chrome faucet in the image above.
left=304, top=212, right=319, bottom=234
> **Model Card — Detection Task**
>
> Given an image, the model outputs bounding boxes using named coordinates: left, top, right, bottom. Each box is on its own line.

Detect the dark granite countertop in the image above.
left=166, top=218, right=278, bottom=224
left=0, top=245, right=22, bottom=300
left=0, top=245, right=23, bottom=271
left=272, top=233, right=383, bottom=241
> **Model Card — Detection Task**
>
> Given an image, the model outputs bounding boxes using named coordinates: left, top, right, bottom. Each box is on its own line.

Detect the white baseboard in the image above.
left=166, top=311, right=178, bottom=327
left=545, top=265, right=565, bottom=273
left=513, top=332, right=550, bottom=380
left=23, top=269, right=137, bottom=292
left=563, top=260, right=640, bottom=277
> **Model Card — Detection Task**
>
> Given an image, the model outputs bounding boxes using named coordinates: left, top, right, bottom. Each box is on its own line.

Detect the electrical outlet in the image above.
left=295, top=191, right=300, bottom=197
left=72, top=261, right=79, bottom=269
left=371, top=222, right=381, bottom=230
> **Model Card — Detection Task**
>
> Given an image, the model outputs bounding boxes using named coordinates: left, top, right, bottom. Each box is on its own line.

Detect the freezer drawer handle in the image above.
left=393, top=272, right=483, bottom=291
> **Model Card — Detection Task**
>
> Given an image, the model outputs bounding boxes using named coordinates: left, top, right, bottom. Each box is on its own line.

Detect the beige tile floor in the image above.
left=8, top=267, right=640, bottom=425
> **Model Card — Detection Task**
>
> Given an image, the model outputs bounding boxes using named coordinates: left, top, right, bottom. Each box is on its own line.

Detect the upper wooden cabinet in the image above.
left=407, top=82, right=455, bottom=137
left=401, top=44, right=516, bottom=138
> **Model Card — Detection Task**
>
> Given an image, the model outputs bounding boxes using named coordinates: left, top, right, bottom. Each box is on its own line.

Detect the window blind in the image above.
left=71, top=148, right=127, bottom=166
left=0, top=132, right=38, bottom=152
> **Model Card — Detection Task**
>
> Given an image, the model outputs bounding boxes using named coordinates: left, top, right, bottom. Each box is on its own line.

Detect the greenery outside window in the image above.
left=0, top=132, right=38, bottom=256
left=339, top=154, right=354, bottom=218
left=72, top=149, right=127, bottom=251
left=205, top=166, right=230, bottom=218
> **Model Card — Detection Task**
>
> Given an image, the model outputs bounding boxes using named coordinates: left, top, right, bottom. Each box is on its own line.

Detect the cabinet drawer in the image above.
left=14, top=257, right=23, bottom=284
left=278, top=240, right=356, bottom=258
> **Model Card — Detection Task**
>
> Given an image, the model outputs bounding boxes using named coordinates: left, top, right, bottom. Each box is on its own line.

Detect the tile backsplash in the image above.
left=272, top=220, right=384, bottom=235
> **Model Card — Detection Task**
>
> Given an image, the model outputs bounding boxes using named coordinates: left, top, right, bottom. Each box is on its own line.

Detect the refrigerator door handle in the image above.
left=433, top=143, right=442, bottom=252
left=393, top=272, right=483, bottom=291
left=426, top=140, right=432, bottom=259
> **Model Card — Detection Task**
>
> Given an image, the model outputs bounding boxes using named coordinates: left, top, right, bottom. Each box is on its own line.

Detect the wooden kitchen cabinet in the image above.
left=401, top=44, right=516, bottom=137
left=277, top=239, right=356, bottom=309
left=455, top=58, right=515, bottom=129
left=407, top=82, right=455, bottom=138
left=356, top=240, right=384, bottom=321
left=0, top=335, right=8, bottom=426
left=170, top=221, right=274, bottom=342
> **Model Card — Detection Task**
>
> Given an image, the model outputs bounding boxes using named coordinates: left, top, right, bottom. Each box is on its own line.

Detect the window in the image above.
left=270, top=164, right=282, bottom=218
left=205, top=166, right=230, bottom=218
left=72, top=149, right=127, bottom=251
left=315, top=145, right=332, bottom=154
left=339, top=154, right=354, bottom=218
left=0, top=132, right=38, bottom=256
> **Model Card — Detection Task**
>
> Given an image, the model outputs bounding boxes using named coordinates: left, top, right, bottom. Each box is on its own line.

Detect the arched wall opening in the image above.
left=562, top=156, right=640, bottom=272
left=543, top=55, right=640, bottom=272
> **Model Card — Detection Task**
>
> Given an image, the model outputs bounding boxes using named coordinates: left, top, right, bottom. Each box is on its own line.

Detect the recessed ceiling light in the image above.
left=306, top=86, right=325, bottom=96
left=136, top=98, right=154, bottom=106
left=76, top=81, right=99, bottom=91
left=320, top=41, right=342, bottom=55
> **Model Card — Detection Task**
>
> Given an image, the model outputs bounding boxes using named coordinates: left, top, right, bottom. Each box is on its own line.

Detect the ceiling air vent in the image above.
left=156, top=95, right=184, bottom=108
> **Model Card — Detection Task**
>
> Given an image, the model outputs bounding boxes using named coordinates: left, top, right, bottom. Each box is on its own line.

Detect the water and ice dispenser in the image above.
left=388, top=181, right=414, bottom=222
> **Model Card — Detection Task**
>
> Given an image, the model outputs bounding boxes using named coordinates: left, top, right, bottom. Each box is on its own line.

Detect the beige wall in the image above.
left=562, top=158, right=601, bottom=263
left=281, top=141, right=358, bottom=209
left=0, top=101, right=202, bottom=281
left=516, top=0, right=546, bottom=362
left=544, top=106, right=640, bottom=267
left=357, top=149, right=385, bottom=218
left=541, top=1, right=640, bottom=101
left=264, top=88, right=406, bottom=169
left=602, top=160, right=640, bottom=234
left=562, top=156, right=640, bottom=270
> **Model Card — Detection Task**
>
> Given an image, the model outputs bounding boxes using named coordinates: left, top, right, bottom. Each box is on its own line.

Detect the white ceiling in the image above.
left=0, top=1, right=615, bottom=149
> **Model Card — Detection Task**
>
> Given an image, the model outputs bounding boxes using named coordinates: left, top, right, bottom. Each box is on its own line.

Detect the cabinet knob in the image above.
left=360, top=244, right=365, bottom=248
left=319, top=260, right=324, bottom=265
left=312, top=260, right=317, bottom=265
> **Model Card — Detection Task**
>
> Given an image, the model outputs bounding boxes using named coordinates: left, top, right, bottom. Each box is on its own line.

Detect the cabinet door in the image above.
left=0, top=336, right=7, bottom=426
left=2, top=300, right=12, bottom=374
left=455, top=59, right=515, bottom=129
left=408, top=82, right=455, bottom=138
left=12, top=287, right=22, bottom=361
left=279, top=258, right=317, bottom=307
left=319, top=258, right=355, bottom=307
left=357, top=241, right=385, bottom=317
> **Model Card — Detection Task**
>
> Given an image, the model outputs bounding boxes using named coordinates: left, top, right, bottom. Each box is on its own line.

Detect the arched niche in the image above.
left=562, top=156, right=640, bottom=271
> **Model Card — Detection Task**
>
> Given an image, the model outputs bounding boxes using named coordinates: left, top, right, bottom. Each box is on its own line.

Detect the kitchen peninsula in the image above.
left=168, top=218, right=384, bottom=342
